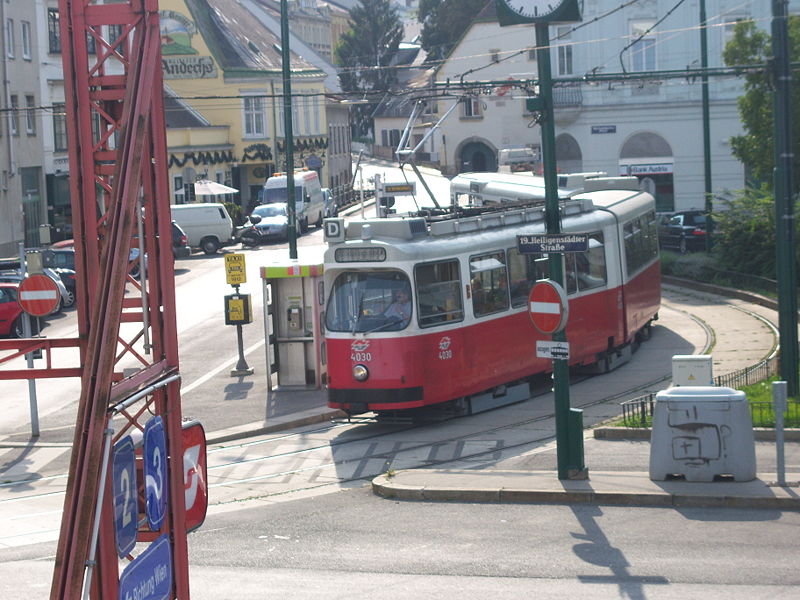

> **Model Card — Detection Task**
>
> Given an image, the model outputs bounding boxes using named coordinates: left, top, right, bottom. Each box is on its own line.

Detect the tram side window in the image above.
left=506, top=248, right=548, bottom=307
left=575, top=232, right=607, bottom=292
left=623, top=211, right=658, bottom=276
left=470, top=251, right=509, bottom=316
left=415, top=259, right=464, bottom=326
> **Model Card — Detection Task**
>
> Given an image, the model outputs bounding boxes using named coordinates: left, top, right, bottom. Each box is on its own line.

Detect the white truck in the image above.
left=260, top=170, right=325, bottom=233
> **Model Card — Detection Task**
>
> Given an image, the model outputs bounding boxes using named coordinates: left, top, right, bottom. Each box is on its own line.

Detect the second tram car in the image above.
left=323, top=176, right=660, bottom=416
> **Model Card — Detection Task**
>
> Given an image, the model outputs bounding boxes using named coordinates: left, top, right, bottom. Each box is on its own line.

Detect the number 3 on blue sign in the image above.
left=144, top=416, right=169, bottom=531
left=112, top=435, right=137, bottom=557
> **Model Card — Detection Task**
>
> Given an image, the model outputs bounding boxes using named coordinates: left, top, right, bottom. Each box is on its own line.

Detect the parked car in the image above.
left=0, top=282, right=24, bottom=337
left=41, top=248, right=77, bottom=307
left=172, top=220, right=191, bottom=258
left=322, top=188, right=337, bottom=218
left=243, top=203, right=290, bottom=243
left=657, top=210, right=709, bottom=253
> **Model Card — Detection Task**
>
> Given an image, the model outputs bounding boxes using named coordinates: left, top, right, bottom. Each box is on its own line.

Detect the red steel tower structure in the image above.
left=36, top=1, right=190, bottom=598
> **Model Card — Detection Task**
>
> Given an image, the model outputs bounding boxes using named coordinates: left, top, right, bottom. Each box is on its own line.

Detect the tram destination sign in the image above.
left=517, top=234, right=589, bottom=254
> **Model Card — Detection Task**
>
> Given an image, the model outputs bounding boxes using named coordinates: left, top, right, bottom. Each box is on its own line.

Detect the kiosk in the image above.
left=260, top=261, right=326, bottom=389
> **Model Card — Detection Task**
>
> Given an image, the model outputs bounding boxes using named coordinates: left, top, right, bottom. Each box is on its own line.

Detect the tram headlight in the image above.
left=352, top=364, right=369, bottom=382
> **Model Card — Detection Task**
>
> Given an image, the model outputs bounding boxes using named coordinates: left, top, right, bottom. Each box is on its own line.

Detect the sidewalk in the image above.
left=372, top=431, right=800, bottom=510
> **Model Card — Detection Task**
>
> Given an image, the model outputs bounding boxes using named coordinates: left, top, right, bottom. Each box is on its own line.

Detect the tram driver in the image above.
left=384, top=288, right=412, bottom=325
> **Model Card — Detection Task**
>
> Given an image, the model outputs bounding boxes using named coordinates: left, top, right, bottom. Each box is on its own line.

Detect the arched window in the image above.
left=555, top=133, right=582, bottom=173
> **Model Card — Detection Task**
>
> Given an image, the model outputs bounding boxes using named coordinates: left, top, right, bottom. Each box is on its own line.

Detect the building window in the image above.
left=21, top=21, right=31, bottom=60
left=53, top=103, right=67, bottom=151
left=243, top=95, right=266, bottom=137
left=108, top=24, right=127, bottom=56
left=25, top=95, right=36, bottom=135
left=86, top=27, right=97, bottom=55
left=630, top=21, right=656, bottom=71
left=556, top=27, right=573, bottom=76
left=6, top=19, right=14, bottom=59
left=302, top=95, right=311, bottom=135
left=9, top=95, right=18, bottom=136
left=48, top=9, right=61, bottom=54
left=173, top=175, right=183, bottom=191
left=461, top=97, right=482, bottom=119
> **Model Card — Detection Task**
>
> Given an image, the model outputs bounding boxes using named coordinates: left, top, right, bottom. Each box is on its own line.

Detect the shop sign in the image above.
left=162, top=56, right=217, bottom=79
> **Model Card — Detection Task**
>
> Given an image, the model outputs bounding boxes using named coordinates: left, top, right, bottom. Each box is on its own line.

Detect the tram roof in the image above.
left=325, top=185, right=654, bottom=262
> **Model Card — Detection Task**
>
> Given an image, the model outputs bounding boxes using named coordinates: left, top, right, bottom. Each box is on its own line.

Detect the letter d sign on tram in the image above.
left=528, top=280, right=568, bottom=335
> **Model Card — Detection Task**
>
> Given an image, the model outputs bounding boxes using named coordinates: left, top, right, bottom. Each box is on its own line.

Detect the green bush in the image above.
left=224, top=201, right=244, bottom=226
left=711, top=186, right=778, bottom=278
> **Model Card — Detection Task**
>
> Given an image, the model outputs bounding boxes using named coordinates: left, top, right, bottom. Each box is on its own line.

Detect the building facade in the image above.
left=0, top=1, right=47, bottom=255
left=430, top=1, right=799, bottom=213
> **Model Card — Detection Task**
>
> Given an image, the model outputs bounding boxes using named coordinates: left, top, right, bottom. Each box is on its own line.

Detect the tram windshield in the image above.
left=326, top=271, right=412, bottom=333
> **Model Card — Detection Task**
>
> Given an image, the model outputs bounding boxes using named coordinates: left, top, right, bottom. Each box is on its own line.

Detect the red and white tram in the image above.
left=323, top=176, right=660, bottom=416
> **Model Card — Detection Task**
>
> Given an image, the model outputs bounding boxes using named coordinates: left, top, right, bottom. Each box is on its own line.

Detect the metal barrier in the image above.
left=621, top=356, right=784, bottom=428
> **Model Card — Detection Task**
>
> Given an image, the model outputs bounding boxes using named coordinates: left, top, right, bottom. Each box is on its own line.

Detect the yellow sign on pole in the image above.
left=225, top=253, right=246, bottom=285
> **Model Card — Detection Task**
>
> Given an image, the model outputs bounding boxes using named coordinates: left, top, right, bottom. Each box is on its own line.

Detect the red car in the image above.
left=0, top=281, right=24, bottom=337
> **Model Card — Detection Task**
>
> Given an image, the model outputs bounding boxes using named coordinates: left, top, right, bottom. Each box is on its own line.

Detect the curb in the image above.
left=205, top=408, right=345, bottom=444
left=593, top=427, right=800, bottom=442
left=662, top=276, right=778, bottom=312
left=372, top=472, right=800, bottom=510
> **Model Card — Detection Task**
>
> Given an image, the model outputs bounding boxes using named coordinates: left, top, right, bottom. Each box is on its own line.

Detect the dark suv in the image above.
left=657, top=210, right=708, bottom=253
left=172, top=221, right=191, bottom=258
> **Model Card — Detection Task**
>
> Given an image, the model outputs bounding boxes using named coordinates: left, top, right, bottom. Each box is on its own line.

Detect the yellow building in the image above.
left=160, top=0, right=328, bottom=214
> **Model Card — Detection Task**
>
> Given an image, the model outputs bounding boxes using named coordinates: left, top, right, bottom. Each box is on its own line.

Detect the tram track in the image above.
left=0, top=290, right=780, bottom=545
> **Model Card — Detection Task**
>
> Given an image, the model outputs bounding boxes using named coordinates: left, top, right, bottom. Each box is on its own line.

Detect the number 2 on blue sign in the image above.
left=112, top=435, right=137, bottom=557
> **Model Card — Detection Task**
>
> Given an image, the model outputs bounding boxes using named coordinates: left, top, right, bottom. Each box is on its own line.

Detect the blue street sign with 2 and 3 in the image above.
left=143, top=416, right=168, bottom=531
left=118, top=533, right=173, bottom=600
left=112, top=435, right=138, bottom=558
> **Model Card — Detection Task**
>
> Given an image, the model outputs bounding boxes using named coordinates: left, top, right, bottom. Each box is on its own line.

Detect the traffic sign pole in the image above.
left=225, top=254, right=254, bottom=376
left=17, top=244, right=39, bottom=438
left=536, top=23, right=586, bottom=481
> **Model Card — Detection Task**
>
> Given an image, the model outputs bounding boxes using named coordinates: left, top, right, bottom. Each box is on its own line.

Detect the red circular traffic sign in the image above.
left=18, top=274, right=60, bottom=317
left=528, top=280, right=568, bottom=334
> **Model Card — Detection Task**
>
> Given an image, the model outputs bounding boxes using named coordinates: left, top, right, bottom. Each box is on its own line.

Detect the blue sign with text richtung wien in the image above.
left=118, top=534, right=172, bottom=600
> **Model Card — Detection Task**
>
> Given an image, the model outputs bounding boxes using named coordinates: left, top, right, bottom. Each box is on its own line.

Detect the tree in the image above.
left=712, top=185, right=800, bottom=279
left=418, top=0, right=487, bottom=63
left=334, top=0, right=403, bottom=138
left=722, top=17, right=800, bottom=193
left=712, top=186, right=778, bottom=278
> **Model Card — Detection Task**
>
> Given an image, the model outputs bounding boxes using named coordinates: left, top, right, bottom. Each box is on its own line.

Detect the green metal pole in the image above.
left=700, top=0, right=713, bottom=250
left=536, top=24, right=585, bottom=480
left=280, top=0, right=298, bottom=259
left=772, top=0, right=798, bottom=395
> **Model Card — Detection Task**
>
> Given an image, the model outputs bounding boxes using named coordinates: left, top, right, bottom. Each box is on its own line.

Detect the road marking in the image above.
left=181, top=339, right=265, bottom=395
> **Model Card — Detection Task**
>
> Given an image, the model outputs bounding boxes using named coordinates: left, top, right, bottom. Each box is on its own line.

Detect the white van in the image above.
left=170, top=203, right=234, bottom=254
left=261, top=170, right=325, bottom=232
left=498, top=146, right=540, bottom=173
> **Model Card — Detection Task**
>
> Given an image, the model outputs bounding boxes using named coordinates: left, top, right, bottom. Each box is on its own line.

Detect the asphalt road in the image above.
left=4, top=486, right=798, bottom=599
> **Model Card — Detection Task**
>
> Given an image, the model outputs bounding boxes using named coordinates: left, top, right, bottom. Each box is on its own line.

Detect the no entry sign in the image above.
left=18, top=274, right=60, bottom=316
left=528, top=280, right=568, bottom=334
